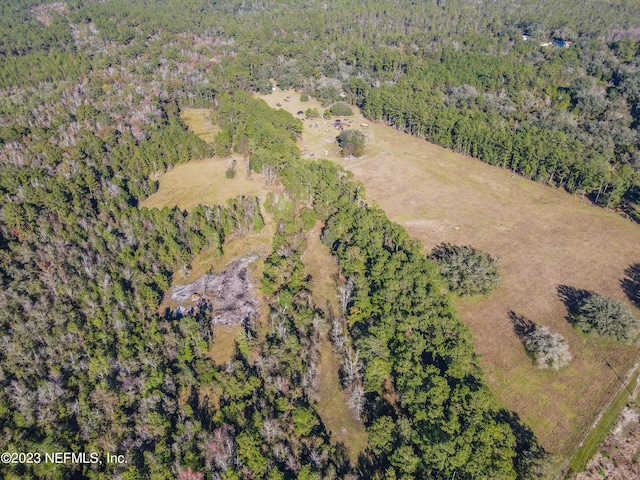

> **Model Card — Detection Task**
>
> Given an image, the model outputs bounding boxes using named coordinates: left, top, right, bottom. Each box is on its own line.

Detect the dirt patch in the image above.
left=169, top=255, right=259, bottom=326
left=577, top=405, right=640, bottom=479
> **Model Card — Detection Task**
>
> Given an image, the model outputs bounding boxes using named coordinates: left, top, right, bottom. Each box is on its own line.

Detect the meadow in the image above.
left=150, top=93, right=640, bottom=461
left=259, top=89, right=640, bottom=457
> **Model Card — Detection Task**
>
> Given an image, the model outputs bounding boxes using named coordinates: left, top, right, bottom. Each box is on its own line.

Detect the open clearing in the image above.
left=140, top=155, right=268, bottom=211
left=180, top=108, right=218, bottom=144
left=260, top=89, right=640, bottom=458
left=141, top=107, right=269, bottom=211
left=146, top=108, right=275, bottom=364
left=302, top=223, right=369, bottom=463
left=169, top=255, right=260, bottom=326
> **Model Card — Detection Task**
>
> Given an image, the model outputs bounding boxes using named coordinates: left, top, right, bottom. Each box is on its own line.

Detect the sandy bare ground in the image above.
left=259, top=89, right=640, bottom=456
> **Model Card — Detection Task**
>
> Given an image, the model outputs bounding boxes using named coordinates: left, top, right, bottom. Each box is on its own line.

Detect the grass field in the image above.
left=140, top=156, right=269, bottom=211
left=180, top=108, right=218, bottom=144
left=259, top=88, right=640, bottom=459
left=208, top=324, right=243, bottom=365
left=302, top=223, right=369, bottom=463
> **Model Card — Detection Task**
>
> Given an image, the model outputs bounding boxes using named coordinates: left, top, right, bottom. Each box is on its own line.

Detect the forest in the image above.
left=1, top=0, right=640, bottom=479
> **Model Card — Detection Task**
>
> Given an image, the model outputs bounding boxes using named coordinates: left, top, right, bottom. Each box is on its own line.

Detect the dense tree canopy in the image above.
left=574, top=294, right=640, bottom=343
left=1, top=0, right=639, bottom=477
left=430, top=243, right=502, bottom=296
left=337, top=129, right=366, bottom=157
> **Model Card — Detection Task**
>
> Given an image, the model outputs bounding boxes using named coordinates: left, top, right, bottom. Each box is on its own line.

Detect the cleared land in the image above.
left=169, top=255, right=260, bottom=325
left=259, top=89, right=640, bottom=457
left=140, top=156, right=268, bottom=211
left=180, top=108, right=218, bottom=144
left=145, top=109, right=275, bottom=364
left=302, top=223, right=369, bottom=463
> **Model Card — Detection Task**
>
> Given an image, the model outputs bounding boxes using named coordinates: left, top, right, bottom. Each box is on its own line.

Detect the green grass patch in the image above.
left=569, top=368, right=640, bottom=473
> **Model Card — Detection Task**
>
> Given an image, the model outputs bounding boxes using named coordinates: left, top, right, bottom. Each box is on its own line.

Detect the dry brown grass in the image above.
left=181, top=108, right=218, bottom=144
left=259, top=88, right=640, bottom=457
left=317, top=340, right=369, bottom=464
left=301, top=222, right=341, bottom=316
left=140, top=156, right=269, bottom=211
left=302, top=223, right=368, bottom=462
left=209, top=324, right=243, bottom=365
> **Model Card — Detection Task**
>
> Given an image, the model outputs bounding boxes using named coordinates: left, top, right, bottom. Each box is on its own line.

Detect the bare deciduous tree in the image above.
left=342, top=348, right=362, bottom=387
left=261, top=164, right=277, bottom=186
left=525, top=325, right=572, bottom=370
left=347, top=384, right=365, bottom=419
left=330, top=320, right=347, bottom=351
left=207, top=424, right=236, bottom=470
left=337, top=277, right=354, bottom=314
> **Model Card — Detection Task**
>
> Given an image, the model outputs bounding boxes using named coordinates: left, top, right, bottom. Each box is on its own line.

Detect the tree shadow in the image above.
left=621, top=263, right=640, bottom=308
left=496, top=410, right=548, bottom=479
left=556, top=284, right=593, bottom=321
left=356, top=449, right=381, bottom=480
left=508, top=310, right=536, bottom=341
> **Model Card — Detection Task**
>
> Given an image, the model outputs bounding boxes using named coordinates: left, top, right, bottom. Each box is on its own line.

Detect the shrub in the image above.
left=300, top=208, right=317, bottom=230
left=329, top=101, right=353, bottom=116
left=429, top=243, right=501, bottom=295
left=305, top=107, right=319, bottom=118
left=253, top=210, right=265, bottom=232
left=524, top=325, right=572, bottom=370
left=214, top=128, right=232, bottom=157
left=574, top=294, right=640, bottom=343
left=225, top=159, right=237, bottom=179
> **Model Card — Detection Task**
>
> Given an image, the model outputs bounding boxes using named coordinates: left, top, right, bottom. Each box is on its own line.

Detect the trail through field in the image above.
left=302, top=223, right=369, bottom=463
